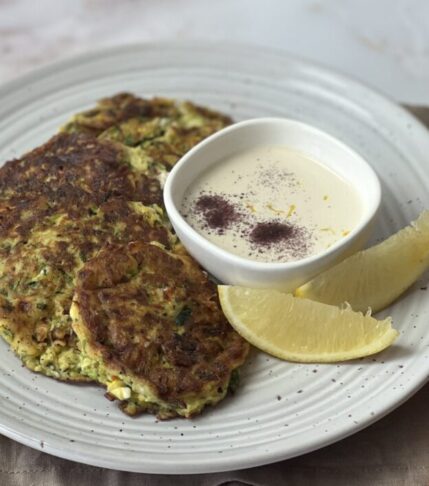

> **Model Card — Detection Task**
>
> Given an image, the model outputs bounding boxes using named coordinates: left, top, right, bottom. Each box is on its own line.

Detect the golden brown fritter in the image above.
left=71, top=241, right=249, bottom=419
left=63, top=93, right=232, bottom=174
left=0, top=92, right=243, bottom=413
left=0, top=131, right=163, bottom=235
left=62, top=92, right=232, bottom=139
left=0, top=200, right=176, bottom=381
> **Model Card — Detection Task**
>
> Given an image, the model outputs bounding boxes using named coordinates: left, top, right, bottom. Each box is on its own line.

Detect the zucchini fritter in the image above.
left=63, top=92, right=231, bottom=140
left=71, top=241, right=249, bottom=419
left=0, top=131, right=164, bottom=228
left=63, top=93, right=232, bottom=175
left=0, top=200, right=176, bottom=381
left=0, top=93, right=245, bottom=417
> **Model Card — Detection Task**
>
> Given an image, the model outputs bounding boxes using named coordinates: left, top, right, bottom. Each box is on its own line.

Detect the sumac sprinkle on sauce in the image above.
left=194, top=194, right=241, bottom=233
left=249, top=222, right=295, bottom=247
left=180, top=145, right=361, bottom=262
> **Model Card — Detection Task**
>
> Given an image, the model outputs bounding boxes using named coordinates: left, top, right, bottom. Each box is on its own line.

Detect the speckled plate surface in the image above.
left=0, top=43, right=428, bottom=474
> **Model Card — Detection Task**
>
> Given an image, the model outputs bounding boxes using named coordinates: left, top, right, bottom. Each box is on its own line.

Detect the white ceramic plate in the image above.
left=0, top=43, right=428, bottom=474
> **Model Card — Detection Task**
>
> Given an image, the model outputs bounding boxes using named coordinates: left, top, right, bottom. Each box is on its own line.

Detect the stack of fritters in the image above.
left=0, top=93, right=249, bottom=417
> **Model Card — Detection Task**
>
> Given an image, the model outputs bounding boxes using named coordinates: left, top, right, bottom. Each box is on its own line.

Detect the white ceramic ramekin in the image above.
left=164, top=118, right=381, bottom=292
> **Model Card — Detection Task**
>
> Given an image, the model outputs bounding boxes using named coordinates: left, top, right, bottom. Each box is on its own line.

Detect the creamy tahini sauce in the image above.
left=181, top=145, right=362, bottom=263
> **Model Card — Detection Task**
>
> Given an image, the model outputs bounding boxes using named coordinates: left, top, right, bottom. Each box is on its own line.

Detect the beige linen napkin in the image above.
left=0, top=107, right=428, bottom=486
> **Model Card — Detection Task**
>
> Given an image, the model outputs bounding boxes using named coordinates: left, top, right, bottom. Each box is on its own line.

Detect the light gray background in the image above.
left=1, top=0, right=429, bottom=104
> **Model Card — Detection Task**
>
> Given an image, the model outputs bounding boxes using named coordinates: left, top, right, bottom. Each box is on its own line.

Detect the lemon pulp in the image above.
left=219, top=286, right=398, bottom=363
left=295, top=211, right=429, bottom=313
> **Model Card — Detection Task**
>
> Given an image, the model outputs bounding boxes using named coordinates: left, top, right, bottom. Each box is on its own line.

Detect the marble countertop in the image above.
left=1, top=0, right=429, bottom=104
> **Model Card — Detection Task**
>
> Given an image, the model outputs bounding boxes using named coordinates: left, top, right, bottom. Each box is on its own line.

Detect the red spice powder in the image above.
left=194, top=194, right=241, bottom=233
left=187, top=190, right=311, bottom=260
left=249, top=221, right=295, bottom=247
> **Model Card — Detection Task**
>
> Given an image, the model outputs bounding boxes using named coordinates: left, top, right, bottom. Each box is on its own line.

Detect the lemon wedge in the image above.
left=218, top=286, right=398, bottom=363
left=295, top=211, right=429, bottom=313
